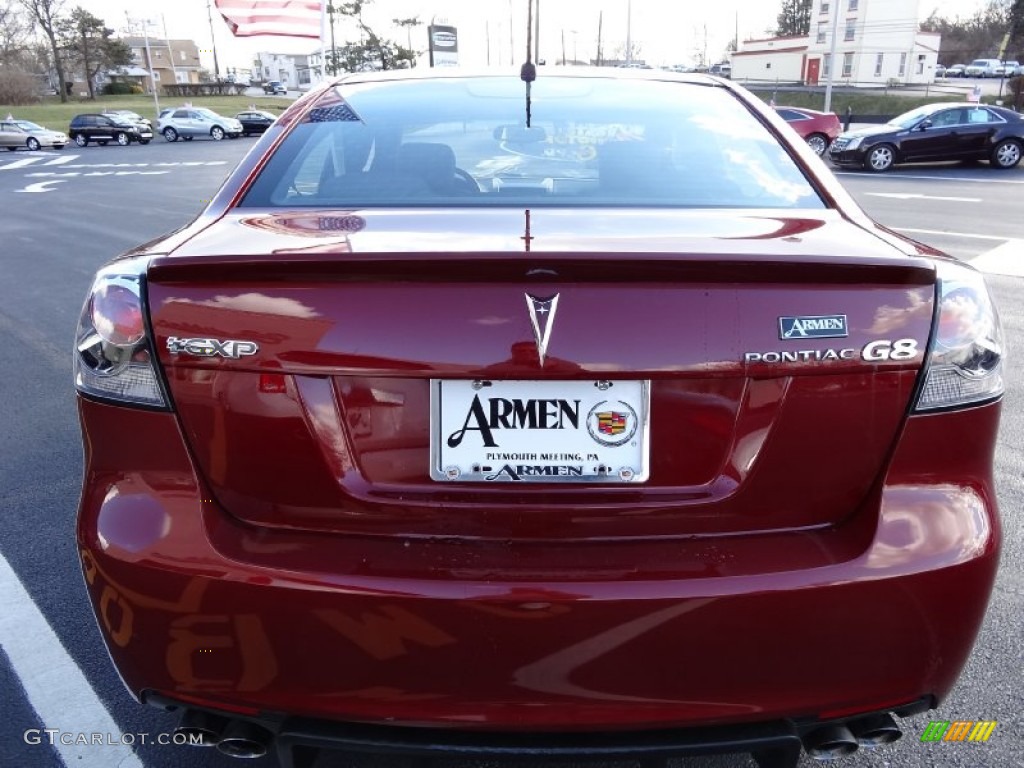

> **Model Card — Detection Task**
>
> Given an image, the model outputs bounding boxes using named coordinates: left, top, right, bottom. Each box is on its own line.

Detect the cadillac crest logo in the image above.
left=525, top=293, right=559, bottom=366
left=596, top=411, right=628, bottom=436
left=587, top=400, right=638, bottom=447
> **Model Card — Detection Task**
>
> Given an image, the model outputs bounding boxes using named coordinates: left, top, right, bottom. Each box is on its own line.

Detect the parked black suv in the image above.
left=68, top=114, right=153, bottom=147
left=263, top=80, right=287, bottom=94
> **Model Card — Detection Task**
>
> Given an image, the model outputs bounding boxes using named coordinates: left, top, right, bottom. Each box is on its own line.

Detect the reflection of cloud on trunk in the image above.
left=513, top=599, right=714, bottom=703
left=869, top=289, right=931, bottom=334
left=173, top=293, right=319, bottom=319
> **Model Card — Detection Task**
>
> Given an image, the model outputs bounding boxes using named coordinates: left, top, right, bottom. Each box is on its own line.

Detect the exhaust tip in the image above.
left=802, top=724, right=859, bottom=761
left=173, top=709, right=227, bottom=747
left=850, top=713, right=902, bottom=748
left=216, top=720, right=272, bottom=759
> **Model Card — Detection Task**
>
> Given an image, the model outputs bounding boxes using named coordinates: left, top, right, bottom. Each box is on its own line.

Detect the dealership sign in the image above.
left=428, top=24, right=459, bottom=67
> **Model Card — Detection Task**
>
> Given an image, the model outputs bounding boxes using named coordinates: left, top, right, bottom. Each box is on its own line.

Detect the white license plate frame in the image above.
left=430, top=379, right=650, bottom=483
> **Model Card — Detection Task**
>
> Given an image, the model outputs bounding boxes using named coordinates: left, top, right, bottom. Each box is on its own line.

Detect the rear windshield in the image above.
left=241, top=75, right=823, bottom=210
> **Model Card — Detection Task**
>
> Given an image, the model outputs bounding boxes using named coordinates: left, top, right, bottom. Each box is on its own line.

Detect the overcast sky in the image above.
left=64, top=0, right=991, bottom=73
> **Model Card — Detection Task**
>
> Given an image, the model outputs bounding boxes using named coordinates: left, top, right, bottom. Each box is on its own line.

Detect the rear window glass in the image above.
left=241, top=75, right=823, bottom=210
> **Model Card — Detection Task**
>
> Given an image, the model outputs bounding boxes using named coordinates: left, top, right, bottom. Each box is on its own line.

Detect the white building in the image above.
left=254, top=52, right=315, bottom=91
left=732, top=0, right=941, bottom=87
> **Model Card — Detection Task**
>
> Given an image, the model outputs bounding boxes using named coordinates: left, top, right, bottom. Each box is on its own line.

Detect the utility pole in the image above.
left=127, top=15, right=160, bottom=116
left=327, top=2, right=337, bottom=75
left=509, top=0, right=515, bottom=65
left=823, top=0, right=840, bottom=112
left=206, top=0, right=221, bottom=80
left=596, top=10, right=603, bottom=66
left=625, top=0, right=632, bottom=65
left=162, top=14, right=179, bottom=86
left=534, top=0, right=540, bottom=63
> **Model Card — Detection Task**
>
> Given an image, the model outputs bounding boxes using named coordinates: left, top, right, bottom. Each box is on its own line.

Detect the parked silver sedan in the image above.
left=156, top=107, right=243, bottom=142
left=0, top=120, right=68, bottom=151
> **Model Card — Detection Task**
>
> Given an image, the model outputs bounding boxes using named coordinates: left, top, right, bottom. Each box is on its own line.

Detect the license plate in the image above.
left=431, top=379, right=649, bottom=483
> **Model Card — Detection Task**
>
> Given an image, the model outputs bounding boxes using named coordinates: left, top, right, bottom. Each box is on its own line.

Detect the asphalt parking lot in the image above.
left=1, top=138, right=1022, bottom=768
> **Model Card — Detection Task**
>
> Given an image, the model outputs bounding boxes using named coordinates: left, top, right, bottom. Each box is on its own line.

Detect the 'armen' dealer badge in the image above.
left=778, top=314, right=848, bottom=339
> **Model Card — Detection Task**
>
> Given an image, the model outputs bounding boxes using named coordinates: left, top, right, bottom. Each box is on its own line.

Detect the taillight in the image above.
left=914, top=261, right=1004, bottom=411
left=74, top=257, right=167, bottom=408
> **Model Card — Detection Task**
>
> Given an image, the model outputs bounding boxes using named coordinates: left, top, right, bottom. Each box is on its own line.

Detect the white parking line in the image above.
left=0, top=552, right=145, bottom=768
left=0, top=156, right=51, bottom=170
left=836, top=171, right=1024, bottom=185
left=866, top=192, right=981, bottom=202
left=893, top=227, right=1011, bottom=242
left=41, top=154, right=79, bottom=166
left=970, top=239, right=1024, bottom=277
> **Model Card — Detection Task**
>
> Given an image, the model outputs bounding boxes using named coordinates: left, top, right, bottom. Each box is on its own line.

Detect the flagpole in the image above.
left=320, top=1, right=328, bottom=82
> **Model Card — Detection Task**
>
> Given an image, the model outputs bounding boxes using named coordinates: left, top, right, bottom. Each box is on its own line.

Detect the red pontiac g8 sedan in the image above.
left=74, top=69, right=1003, bottom=767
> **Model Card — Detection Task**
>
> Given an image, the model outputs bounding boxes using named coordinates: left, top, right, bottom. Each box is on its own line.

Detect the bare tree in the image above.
left=392, top=16, right=421, bottom=66
left=20, top=0, right=69, bottom=101
left=328, top=1, right=415, bottom=72
left=0, top=0, right=31, bottom=68
left=924, top=1, right=1023, bottom=65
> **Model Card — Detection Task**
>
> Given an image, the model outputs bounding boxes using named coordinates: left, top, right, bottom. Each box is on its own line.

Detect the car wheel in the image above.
left=865, top=144, right=895, bottom=172
left=163, top=127, right=178, bottom=142
left=75, top=134, right=88, bottom=147
left=805, top=133, right=829, bottom=156
left=990, top=139, right=1022, bottom=169
left=211, top=126, right=225, bottom=141
left=115, top=132, right=129, bottom=146
left=26, top=137, right=41, bottom=151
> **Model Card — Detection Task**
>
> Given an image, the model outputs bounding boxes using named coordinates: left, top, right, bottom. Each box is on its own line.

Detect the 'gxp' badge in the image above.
left=166, top=337, right=259, bottom=359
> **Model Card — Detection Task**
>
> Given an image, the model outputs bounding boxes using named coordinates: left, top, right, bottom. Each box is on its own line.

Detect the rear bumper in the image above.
left=77, top=396, right=1001, bottom=730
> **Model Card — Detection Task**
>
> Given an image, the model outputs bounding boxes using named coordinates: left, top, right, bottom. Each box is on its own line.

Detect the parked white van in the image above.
left=964, top=59, right=1003, bottom=77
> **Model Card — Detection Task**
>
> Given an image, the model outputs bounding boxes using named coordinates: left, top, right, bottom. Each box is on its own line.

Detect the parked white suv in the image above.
left=156, top=107, right=243, bottom=142
left=964, top=58, right=1003, bottom=77
left=994, top=61, right=1021, bottom=77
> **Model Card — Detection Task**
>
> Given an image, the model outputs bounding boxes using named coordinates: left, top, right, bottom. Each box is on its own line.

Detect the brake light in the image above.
left=914, top=261, right=1004, bottom=411
left=91, top=282, right=144, bottom=346
left=74, top=257, right=167, bottom=408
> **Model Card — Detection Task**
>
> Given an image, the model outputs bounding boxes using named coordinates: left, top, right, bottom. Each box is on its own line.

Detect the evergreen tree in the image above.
left=60, top=7, right=132, bottom=100
left=775, top=0, right=812, bottom=38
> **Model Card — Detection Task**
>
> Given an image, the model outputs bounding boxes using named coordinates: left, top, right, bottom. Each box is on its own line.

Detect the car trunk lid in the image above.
left=146, top=209, right=935, bottom=540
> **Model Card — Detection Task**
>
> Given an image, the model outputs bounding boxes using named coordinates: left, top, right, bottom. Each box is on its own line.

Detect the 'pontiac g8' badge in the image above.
left=167, top=337, right=259, bottom=359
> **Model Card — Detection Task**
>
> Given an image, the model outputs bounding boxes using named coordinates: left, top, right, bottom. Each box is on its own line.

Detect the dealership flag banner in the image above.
left=215, top=0, right=323, bottom=39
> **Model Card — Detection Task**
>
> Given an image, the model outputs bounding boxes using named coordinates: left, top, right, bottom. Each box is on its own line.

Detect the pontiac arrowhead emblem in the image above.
left=525, top=293, right=559, bottom=366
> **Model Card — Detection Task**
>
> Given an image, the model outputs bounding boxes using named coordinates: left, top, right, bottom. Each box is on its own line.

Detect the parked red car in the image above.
left=75, top=70, right=1003, bottom=768
left=776, top=106, right=843, bottom=155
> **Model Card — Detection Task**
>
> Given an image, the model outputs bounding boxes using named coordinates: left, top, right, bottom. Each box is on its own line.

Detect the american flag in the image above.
left=214, top=0, right=322, bottom=39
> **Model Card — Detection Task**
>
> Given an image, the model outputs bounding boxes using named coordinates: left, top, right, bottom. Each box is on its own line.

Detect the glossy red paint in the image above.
left=78, top=397, right=999, bottom=728
left=74, top=72, right=1004, bottom=761
left=776, top=106, right=843, bottom=149
left=142, top=211, right=936, bottom=538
